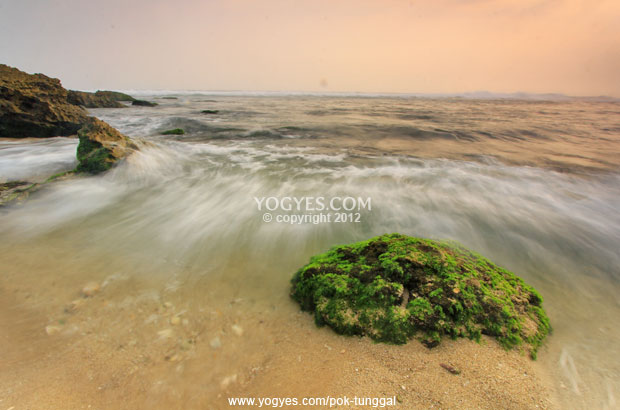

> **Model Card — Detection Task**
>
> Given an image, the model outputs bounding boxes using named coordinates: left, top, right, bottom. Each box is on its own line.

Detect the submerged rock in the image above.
left=291, top=233, right=550, bottom=358
left=161, top=128, right=185, bottom=135
left=76, top=117, right=136, bottom=174
left=0, top=174, right=78, bottom=208
left=0, top=64, right=88, bottom=138
left=132, top=99, right=158, bottom=107
left=0, top=181, right=36, bottom=206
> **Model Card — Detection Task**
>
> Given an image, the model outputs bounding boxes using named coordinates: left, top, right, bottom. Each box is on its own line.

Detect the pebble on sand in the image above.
left=440, top=363, right=462, bottom=375
left=220, top=374, right=237, bottom=389
left=158, top=329, right=173, bottom=339
left=210, top=337, right=222, bottom=349
left=231, top=324, right=243, bottom=336
left=65, top=298, right=85, bottom=312
left=81, top=282, right=100, bottom=297
left=45, top=325, right=62, bottom=335
left=166, top=354, right=181, bottom=362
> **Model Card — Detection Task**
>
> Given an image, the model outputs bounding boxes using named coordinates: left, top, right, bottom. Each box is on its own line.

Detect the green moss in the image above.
left=75, top=133, right=114, bottom=174
left=44, top=170, right=74, bottom=183
left=161, top=128, right=185, bottom=135
left=291, top=233, right=551, bottom=358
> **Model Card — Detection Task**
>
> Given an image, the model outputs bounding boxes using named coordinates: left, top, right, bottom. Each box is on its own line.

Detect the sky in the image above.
left=1, top=0, right=619, bottom=96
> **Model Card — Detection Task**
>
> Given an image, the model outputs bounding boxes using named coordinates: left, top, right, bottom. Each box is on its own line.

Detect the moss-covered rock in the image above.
left=291, top=233, right=550, bottom=358
left=161, top=128, right=185, bottom=135
left=76, top=117, right=136, bottom=174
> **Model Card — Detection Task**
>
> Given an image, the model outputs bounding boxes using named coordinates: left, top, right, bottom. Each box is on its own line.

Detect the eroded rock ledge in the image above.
left=0, top=64, right=88, bottom=138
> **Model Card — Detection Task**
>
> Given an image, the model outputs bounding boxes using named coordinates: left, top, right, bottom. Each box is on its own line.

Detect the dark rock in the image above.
left=200, top=109, right=219, bottom=114
left=0, top=64, right=88, bottom=138
left=67, top=90, right=124, bottom=108
left=94, top=90, right=135, bottom=102
left=132, top=99, right=158, bottom=107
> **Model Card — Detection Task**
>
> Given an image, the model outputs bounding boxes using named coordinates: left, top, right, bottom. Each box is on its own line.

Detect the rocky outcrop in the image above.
left=67, top=90, right=124, bottom=108
left=67, top=90, right=136, bottom=108
left=0, top=64, right=88, bottom=138
left=0, top=64, right=137, bottom=174
left=76, top=117, right=137, bottom=174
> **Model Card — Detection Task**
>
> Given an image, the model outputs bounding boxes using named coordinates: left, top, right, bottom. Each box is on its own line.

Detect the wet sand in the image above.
left=0, top=241, right=557, bottom=409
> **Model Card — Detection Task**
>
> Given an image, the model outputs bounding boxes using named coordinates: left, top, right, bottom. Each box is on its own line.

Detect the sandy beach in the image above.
left=0, top=238, right=557, bottom=410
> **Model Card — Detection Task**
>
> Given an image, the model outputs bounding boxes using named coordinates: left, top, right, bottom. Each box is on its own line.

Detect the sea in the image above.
left=1, top=93, right=619, bottom=408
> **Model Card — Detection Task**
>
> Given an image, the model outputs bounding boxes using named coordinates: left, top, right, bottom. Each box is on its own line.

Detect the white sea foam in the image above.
left=0, top=137, right=77, bottom=182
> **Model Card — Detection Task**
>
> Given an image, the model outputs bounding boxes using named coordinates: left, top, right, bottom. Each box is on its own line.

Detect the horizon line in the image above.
left=79, top=88, right=620, bottom=102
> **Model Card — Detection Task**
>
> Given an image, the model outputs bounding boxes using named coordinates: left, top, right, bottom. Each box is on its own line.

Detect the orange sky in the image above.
left=1, top=0, right=619, bottom=96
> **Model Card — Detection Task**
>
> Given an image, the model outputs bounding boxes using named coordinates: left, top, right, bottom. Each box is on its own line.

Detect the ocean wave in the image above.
left=0, top=137, right=78, bottom=182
